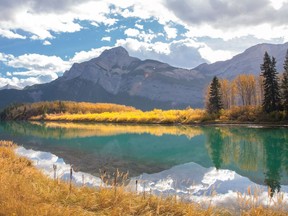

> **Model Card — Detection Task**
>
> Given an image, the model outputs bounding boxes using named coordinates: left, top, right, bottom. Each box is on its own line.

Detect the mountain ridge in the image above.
left=1, top=43, right=288, bottom=110
left=193, top=42, right=288, bottom=79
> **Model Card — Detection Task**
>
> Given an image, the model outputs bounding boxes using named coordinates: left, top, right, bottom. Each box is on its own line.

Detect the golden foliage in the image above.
left=2, top=101, right=287, bottom=124
left=219, top=106, right=262, bottom=122
left=30, top=108, right=206, bottom=124
left=0, top=101, right=136, bottom=120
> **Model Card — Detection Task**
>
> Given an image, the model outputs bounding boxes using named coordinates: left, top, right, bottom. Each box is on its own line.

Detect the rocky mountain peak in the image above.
left=93, top=46, right=140, bottom=73
left=99, top=46, right=129, bottom=59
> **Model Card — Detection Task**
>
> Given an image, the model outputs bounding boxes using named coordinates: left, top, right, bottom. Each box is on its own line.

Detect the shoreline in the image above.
left=6, top=119, right=288, bottom=127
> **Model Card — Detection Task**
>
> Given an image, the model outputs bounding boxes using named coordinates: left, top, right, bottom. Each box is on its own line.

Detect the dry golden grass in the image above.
left=2, top=101, right=287, bottom=124
left=1, top=140, right=288, bottom=215
left=30, top=108, right=205, bottom=124
left=0, top=140, right=220, bottom=216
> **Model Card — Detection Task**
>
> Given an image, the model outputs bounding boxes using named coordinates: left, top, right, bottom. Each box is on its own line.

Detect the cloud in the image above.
left=0, top=0, right=117, bottom=40
left=164, top=26, right=177, bottom=39
left=124, top=28, right=140, bottom=37
left=0, top=29, right=26, bottom=39
left=135, top=23, right=143, bottom=29
left=43, top=40, right=51, bottom=45
left=101, top=36, right=111, bottom=42
left=1, top=0, right=288, bottom=43
left=270, top=0, right=288, bottom=10
left=116, top=37, right=207, bottom=68
left=0, top=76, right=53, bottom=89
left=164, top=0, right=288, bottom=40
left=6, top=54, right=70, bottom=74
left=164, top=0, right=269, bottom=27
left=69, top=46, right=112, bottom=63
left=0, top=52, right=72, bottom=88
left=198, top=44, right=234, bottom=63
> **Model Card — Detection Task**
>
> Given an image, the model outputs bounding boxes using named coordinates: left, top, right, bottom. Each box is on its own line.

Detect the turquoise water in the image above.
left=0, top=121, right=288, bottom=197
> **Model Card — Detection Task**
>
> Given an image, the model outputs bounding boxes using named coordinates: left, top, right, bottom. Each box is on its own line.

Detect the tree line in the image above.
left=207, top=50, right=288, bottom=116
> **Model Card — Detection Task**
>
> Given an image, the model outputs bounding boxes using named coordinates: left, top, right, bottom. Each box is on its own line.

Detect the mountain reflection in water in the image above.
left=0, top=121, right=287, bottom=196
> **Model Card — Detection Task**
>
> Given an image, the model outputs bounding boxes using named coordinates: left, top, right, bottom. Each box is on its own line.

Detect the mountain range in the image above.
left=1, top=42, right=288, bottom=110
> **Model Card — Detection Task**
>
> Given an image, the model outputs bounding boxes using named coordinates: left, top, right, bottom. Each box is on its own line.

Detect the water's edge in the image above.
left=15, top=146, right=288, bottom=211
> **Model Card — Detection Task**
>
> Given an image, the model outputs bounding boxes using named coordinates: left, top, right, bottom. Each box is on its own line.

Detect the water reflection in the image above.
left=2, top=121, right=203, bottom=139
left=204, top=126, right=288, bottom=196
left=0, top=121, right=287, bottom=194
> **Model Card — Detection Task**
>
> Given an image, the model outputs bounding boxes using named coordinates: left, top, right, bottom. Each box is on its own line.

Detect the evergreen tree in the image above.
left=260, top=52, right=281, bottom=113
left=207, top=76, right=223, bottom=114
left=281, top=49, right=288, bottom=114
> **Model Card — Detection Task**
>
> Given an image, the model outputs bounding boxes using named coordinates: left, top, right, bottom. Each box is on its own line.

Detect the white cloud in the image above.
left=0, top=53, right=72, bottom=88
left=113, top=0, right=181, bottom=25
left=101, top=36, right=111, bottom=42
left=135, top=23, right=143, bottom=29
left=43, top=40, right=51, bottom=45
left=117, top=38, right=171, bottom=55
left=0, top=76, right=44, bottom=89
left=270, top=0, right=288, bottom=9
left=70, top=46, right=112, bottom=63
left=138, top=31, right=157, bottom=43
left=124, top=28, right=140, bottom=37
left=7, top=54, right=70, bottom=74
left=0, top=53, right=13, bottom=62
left=198, top=44, right=234, bottom=63
left=0, top=1, right=117, bottom=40
left=0, top=29, right=26, bottom=39
left=164, top=26, right=177, bottom=39
left=0, top=0, right=288, bottom=44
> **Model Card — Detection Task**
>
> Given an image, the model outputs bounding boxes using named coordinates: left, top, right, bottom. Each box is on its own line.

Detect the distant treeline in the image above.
left=0, top=101, right=136, bottom=120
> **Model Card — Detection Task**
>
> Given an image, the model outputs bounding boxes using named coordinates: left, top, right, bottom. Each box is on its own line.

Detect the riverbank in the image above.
left=1, top=140, right=288, bottom=215
left=1, top=101, right=287, bottom=125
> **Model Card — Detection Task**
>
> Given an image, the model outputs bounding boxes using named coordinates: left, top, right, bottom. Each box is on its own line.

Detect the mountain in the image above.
left=1, top=43, right=288, bottom=110
left=0, top=84, right=22, bottom=90
left=0, top=47, right=206, bottom=110
left=193, top=42, right=288, bottom=79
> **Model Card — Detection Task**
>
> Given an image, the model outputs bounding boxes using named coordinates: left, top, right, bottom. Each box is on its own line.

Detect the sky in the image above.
left=0, top=0, right=288, bottom=89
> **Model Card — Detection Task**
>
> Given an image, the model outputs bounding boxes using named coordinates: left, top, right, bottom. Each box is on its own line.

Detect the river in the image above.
left=0, top=121, right=287, bottom=208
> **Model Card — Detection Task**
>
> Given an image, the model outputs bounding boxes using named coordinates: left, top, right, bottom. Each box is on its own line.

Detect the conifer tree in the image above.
left=207, top=76, right=223, bottom=114
left=260, top=52, right=281, bottom=113
left=282, top=49, right=288, bottom=114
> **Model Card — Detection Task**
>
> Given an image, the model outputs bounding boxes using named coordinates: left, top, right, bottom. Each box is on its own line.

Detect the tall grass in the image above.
left=30, top=108, right=206, bottom=124
left=0, top=140, right=218, bottom=215
left=1, top=101, right=287, bottom=124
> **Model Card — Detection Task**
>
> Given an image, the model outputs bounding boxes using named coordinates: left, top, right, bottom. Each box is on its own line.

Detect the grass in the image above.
left=1, top=140, right=288, bottom=215
left=1, top=101, right=288, bottom=124
left=0, top=140, right=219, bottom=215
left=30, top=108, right=206, bottom=124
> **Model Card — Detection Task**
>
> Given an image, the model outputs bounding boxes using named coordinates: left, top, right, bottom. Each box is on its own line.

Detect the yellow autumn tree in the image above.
left=234, top=74, right=257, bottom=106
left=219, top=79, right=231, bottom=109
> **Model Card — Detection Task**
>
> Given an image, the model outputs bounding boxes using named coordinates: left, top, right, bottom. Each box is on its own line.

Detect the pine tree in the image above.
left=260, top=52, right=281, bottom=113
left=207, top=76, right=223, bottom=114
left=282, top=49, right=288, bottom=114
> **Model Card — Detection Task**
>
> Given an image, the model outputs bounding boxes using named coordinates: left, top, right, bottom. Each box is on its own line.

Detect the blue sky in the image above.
left=0, top=0, right=288, bottom=88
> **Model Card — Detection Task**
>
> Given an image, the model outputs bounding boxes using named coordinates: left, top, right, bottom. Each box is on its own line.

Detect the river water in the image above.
left=1, top=121, right=287, bottom=207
